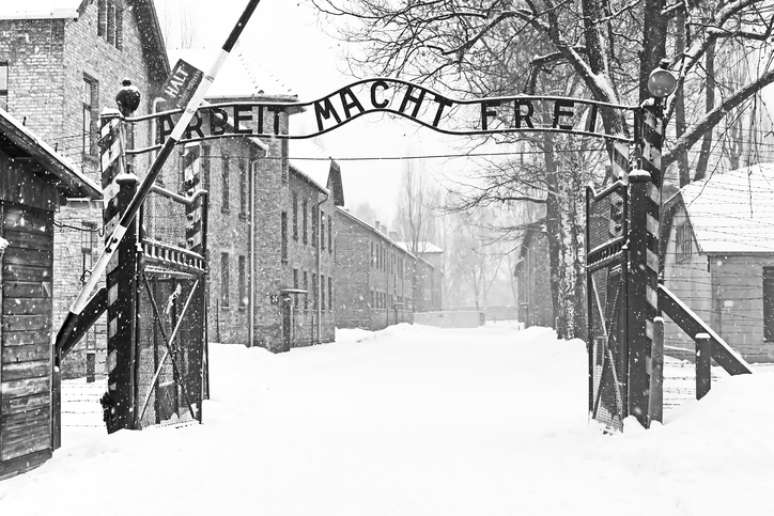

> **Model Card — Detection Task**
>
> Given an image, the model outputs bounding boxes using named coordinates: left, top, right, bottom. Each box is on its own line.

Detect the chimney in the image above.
left=389, top=231, right=399, bottom=241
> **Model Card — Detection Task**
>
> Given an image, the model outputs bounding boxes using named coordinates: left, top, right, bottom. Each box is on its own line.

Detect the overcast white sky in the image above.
left=155, top=0, right=482, bottom=226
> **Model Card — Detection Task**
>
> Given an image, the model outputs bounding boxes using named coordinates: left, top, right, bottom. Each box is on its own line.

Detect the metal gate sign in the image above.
left=128, top=78, right=638, bottom=151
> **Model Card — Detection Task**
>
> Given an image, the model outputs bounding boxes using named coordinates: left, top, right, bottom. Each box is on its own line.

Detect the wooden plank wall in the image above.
left=0, top=154, right=57, bottom=473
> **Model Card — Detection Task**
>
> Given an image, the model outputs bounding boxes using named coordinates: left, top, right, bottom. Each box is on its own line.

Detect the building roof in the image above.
left=0, top=1, right=170, bottom=78
left=336, top=207, right=418, bottom=259
left=0, top=0, right=82, bottom=20
left=0, top=108, right=101, bottom=199
left=668, top=163, right=774, bottom=254
left=395, top=241, right=444, bottom=254
left=171, top=47, right=295, bottom=100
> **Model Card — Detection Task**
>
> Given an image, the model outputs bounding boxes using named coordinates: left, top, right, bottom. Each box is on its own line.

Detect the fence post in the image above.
left=648, top=316, right=664, bottom=423
left=695, top=332, right=711, bottom=400
left=626, top=100, right=665, bottom=429
left=101, top=110, right=140, bottom=433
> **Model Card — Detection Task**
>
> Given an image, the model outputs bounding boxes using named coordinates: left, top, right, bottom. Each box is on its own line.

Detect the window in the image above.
left=220, top=253, right=230, bottom=308
left=239, top=159, right=247, bottom=218
left=675, top=223, right=692, bottom=263
left=302, top=200, right=308, bottom=244
left=238, top=255, right=246, bottom=309
left=312, top=206, right=318, bottom=248
left=321, top=274, right=325, bottom=311
left=281, top=211, right=288, bottom=263
left=221, top=157, right=230, bottom=213
left=765, top=268, right=774, bottom=341
left=328, top=277, right=333, bottom=310
left=292, top=192, right=298, bottom=240
left=0, top=62, right=7, bottom=110
left=107, top=1, right=115, bottom=45
left=312, top=273, right=318, bottom=309
left=98, top=0, right=106, bottom=37
left=321, top=212, right=326, bottom=251
left=371, top=242, right=375, bottom=267
left=281, top=138, right=289, bottom=183
left=82, top=75, right=98, bottom=157
left=201, top=144, right=211, bottom=188
left=328, top=218, right=332, bottom=253
left=293, top=268, right=299, bottom=308
left=99, top=0, right=123, bottom=49
left=303, top=271, right=309, bottom=310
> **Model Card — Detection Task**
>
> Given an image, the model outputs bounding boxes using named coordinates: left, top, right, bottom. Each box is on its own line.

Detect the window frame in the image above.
left=764, top=267, right=774, bottom=342
left=220, top=252, right=230, bottom=308
left=238, top=255, right=246, bottom=310
left=221, top=157, right=230, bottom=214
left=82, top=74, right=99, bottom=159
left=281, top=211, right=288, bottom=263
left=0, top=61, right=8, bottom=110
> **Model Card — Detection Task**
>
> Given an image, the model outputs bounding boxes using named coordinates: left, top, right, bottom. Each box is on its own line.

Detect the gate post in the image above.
left=100, top=110, right=140, bottom=433
left=628, top=98, right=665, bottom=428
left=183, top=143, right=206, bottom=419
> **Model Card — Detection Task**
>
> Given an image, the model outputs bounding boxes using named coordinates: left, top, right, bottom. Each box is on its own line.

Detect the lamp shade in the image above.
left=647, top=68, right=677, bottom=98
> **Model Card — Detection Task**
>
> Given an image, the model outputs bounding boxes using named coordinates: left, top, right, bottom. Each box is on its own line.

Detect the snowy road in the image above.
left=1, top=324, right=773, bottom=515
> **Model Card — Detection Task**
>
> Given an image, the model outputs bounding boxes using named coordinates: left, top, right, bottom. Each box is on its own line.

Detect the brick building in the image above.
left=397, top=241, right=444, bottom=312
left=174, top=48, right=338, bottom=351
left=662, top=164, right=774, bottom=362
left=334, top=208, right=417, bottom=330
left=0, top=0, right=170, bottom=377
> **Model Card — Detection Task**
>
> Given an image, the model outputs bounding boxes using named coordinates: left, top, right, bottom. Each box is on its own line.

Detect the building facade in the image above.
left=662, top=164, right=774, bottom=362
left=335, top=208, right=417, bottom=330
left=0, top=0, right=170, bottom=378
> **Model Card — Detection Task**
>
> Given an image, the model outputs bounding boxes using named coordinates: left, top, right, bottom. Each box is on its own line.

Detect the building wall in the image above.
left=335, top=209, right=416, bottom=331
left=711, top=255, right=774, bottom=362
left=663, top=207, right=713, bottom=358
left=0, top=3, right=167, bottom=378
left=334, top=210, right=372, bottom=329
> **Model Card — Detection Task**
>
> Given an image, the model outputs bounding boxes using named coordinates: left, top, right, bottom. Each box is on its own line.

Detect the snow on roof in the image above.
left=396, top=241, right=444, bottom=254
left=337, top=207, right=416, bottom=257
left=289, top=137, right=333, bottom=190
left=0, top=0, right=82, bottom=20
left=678, top=163, right=774, bottom=253
left=170, top=47, right=295, bottom=100
left=0, top=107, right=101, bottom=199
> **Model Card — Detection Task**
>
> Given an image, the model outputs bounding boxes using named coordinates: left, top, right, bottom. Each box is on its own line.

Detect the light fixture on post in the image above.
left=647, top=59, right=677, bottom=99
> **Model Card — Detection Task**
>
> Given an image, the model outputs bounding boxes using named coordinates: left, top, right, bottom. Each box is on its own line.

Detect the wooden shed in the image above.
left=0, top=109, right=100, bottom=479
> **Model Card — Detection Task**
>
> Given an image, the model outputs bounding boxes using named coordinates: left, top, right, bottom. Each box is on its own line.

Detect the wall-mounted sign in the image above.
left=125, top=78, right=637, bottom=154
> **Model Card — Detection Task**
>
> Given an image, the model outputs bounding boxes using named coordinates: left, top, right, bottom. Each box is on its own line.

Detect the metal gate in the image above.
left=100, top=114, right=209, bottom=432
left=586, top=180, right=629, bottom=431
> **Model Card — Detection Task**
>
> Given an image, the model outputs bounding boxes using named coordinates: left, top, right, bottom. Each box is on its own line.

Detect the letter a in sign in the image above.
left=160, top=59, right=204, bottom=110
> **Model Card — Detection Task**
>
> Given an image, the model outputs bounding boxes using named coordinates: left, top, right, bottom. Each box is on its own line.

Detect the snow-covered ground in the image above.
left=1, top=323, right=773, bottom=515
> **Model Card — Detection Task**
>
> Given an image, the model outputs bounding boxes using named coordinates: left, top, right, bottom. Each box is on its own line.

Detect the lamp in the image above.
left=115, top=78, right=141, bottom=116
left=647, top=61, right=677, bottom=98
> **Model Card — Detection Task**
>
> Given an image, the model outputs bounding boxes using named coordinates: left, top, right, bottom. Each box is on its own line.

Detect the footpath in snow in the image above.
left=1, top=323, right=773, bottom=516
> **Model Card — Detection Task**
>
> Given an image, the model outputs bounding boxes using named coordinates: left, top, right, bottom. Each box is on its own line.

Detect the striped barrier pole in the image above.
left=627, top=99, right=665, bottom=428
left=56, top=0, right=263, bottom=349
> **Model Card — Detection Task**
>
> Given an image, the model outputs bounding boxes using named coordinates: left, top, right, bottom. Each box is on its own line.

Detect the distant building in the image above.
left=0, top=0, right=170, bottom=377
left=335, top=209, right=416, bottom=330
left=396, top=241, right=444, bottom=311
left=662, top=164, right=774, bottom=362
left=513, top=222, right=553, bottom=327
